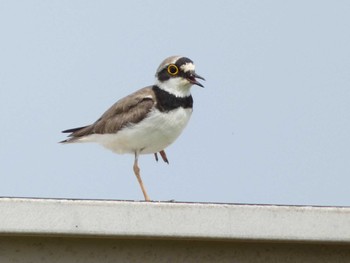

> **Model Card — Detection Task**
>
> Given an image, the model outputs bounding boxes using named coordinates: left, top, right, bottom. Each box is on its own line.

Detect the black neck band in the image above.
left=152, top=85, right=193, bottom=112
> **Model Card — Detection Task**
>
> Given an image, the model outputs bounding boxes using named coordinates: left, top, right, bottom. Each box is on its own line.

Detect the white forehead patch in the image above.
left=180, top=63, right=195, bottom=72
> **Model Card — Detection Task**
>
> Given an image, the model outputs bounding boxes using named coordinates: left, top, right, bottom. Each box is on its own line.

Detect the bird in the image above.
left=60, top=56, right=205, bottom=201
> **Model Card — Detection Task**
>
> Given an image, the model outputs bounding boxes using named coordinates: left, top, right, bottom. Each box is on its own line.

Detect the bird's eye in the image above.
left=167, top=64, right=179, bottom=75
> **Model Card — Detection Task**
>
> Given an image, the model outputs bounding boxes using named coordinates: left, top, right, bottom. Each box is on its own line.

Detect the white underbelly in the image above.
left=81, top=108, right=192, bottom=154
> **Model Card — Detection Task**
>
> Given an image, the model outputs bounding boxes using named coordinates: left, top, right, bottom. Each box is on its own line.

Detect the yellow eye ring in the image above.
left=167, top=64, right=179, bottom=75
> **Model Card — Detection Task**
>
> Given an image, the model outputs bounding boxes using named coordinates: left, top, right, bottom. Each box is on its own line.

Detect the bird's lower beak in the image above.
left=187, top=72, right=205, bottom=88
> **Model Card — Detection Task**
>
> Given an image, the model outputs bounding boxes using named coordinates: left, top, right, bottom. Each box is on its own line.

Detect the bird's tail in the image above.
left=59, top=125, right=90, bottom=143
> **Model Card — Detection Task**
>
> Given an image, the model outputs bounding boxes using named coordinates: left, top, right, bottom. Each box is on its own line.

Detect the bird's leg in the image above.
left=154, top=150, right=169, bottom=164
left=159, top=150, right=169, bottom=164
left=133, top=152, right=150, bottom=201
left=154, top=152, right=159, bottom=162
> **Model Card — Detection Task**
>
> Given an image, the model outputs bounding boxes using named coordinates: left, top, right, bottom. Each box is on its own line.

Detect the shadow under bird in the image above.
left=60, top=56, right=205, bottom=201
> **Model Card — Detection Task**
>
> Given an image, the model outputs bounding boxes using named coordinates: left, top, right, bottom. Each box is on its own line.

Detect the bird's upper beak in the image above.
left=187, top=72, right=205, bottom=88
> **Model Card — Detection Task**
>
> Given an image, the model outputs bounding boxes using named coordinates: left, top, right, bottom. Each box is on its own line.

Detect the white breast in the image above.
left=82, top=108, right=192, bottom=155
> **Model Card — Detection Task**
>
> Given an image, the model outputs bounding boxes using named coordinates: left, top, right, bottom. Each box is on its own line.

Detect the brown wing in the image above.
left=62, top=86, right=156, bottom=141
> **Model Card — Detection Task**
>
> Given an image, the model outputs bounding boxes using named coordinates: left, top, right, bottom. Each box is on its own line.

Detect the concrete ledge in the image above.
left=1, top=198, right=349, bottom=244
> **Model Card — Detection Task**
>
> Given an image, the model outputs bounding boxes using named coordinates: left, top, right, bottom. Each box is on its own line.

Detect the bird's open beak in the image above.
left=187, top=72, right=205, bottom=88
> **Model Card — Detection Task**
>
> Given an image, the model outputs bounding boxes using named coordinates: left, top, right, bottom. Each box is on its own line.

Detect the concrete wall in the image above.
left=1, top=236, right=350, bottom=263
left=1, top=198, right=349, bottom=262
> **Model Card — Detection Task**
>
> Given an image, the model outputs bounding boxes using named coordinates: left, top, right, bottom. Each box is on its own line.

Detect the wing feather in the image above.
left=61, top=86, right=156, bottom=141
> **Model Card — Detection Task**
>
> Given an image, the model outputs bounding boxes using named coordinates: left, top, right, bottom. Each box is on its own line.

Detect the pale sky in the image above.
left=1, top=1, right=349, bottom=205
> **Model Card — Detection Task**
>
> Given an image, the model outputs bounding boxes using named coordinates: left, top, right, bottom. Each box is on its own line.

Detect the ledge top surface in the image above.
left=1, top=197, right=349, bottom=243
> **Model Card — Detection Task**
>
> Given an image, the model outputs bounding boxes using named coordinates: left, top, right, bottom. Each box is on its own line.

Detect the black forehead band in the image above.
left=175, top=57, right=194, bottom=68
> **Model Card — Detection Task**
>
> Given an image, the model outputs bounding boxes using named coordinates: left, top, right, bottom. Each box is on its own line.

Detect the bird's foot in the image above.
left=154, top=150, right=169, bottom=164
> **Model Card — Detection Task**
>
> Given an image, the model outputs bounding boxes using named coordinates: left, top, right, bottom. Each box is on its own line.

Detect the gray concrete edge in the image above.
left=0, top=198, right=349, bottom=244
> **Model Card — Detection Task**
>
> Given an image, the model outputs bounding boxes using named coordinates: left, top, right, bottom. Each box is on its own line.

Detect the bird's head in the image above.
left=155, top=56, right=205, bottom=97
